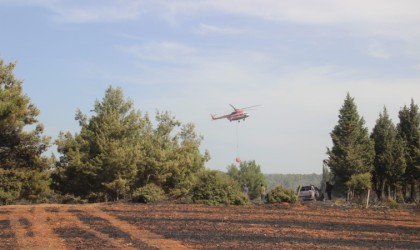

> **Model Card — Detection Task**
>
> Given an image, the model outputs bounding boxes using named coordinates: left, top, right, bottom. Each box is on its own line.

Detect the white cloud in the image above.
left=194, top=24, right=246, bottom=35
left=5, top=0, right=420, bottom=42
left=150, top=0, right=420, bottom=41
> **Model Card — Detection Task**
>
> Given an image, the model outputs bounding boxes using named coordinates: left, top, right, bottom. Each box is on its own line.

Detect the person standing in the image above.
left=259, top=184, right=266, bottom=202
left=243, top=184, right=249, bottom=197
left=326, top=181, right=333, bottom=200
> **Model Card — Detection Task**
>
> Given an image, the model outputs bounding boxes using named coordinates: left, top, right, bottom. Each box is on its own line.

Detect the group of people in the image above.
left=243, top=184, right=267, bottom=202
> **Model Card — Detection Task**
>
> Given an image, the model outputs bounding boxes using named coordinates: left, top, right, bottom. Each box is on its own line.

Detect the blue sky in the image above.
left=1, top=0, right=419, bottom=174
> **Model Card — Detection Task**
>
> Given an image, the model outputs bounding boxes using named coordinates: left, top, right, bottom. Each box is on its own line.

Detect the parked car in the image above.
left=297, top=185, right=319, bottom=200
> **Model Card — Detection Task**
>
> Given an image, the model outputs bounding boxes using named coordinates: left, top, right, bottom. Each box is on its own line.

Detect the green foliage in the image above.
left=103, top=177, right=129, bottom=201
left=58, top=194, right=87, bottom=204
left=397, top=99, right=420, bottom=200
left=371, top=107, right=406, bottom=200
left=0, top=169, right=22, bottom=204
left=0, top=58, right=52, bottom=204
left=192, top=170, right=248, bottom=205
left=267, top=185, right=297, bottom=203
left=0, top=58, right=51, bottom=171
left=326, top=93, right=374, bottom=195
left=0, top=168, right=51, bottom=204
left=132, top=183, right=166, bottom=203
left=387, top=196, right=399, bottom=209
left=227, top=160, right=267, bottom=199
left=346, top=173, right=372, bottom=191
left=53, top=86, right=146, bottom=199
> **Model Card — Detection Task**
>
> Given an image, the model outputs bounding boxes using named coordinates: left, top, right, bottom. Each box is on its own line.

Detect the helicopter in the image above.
left=211, top=104, right=260, bottom=122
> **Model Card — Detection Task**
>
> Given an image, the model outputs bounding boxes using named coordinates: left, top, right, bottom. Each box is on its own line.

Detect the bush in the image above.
left=191, top=170, right=248, bottom=205
left=267, top=185, right=297, bottom=203
left=132, top=183, right=166, bottom=203
left=61, top=194, right=87, bottom=204
left=0, top=169, right=52, bottom=205
left=387, top=196, right=399, bottom=209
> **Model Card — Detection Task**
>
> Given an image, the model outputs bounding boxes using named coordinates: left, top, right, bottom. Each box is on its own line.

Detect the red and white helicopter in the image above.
left=211, top=104, right=260, bottom=122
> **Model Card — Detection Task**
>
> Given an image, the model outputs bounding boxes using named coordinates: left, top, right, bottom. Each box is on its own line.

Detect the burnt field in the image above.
left=0, top=201, right=419, bottom=249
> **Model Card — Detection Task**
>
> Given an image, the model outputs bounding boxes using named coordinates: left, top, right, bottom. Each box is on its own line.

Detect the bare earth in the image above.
left=0, top=201, right=419, bottom=249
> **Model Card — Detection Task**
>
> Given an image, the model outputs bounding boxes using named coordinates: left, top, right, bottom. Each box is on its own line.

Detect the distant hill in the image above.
left=264, top=173, right=322, bottom=191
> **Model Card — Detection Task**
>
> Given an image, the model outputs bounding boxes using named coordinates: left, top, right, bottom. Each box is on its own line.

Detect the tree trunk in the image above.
left=410, top=182, right=416, bottom=201
left=380, top=179, right=386, bottom=201
left=402, top=183, right=407, bottom=200
left=366, top=189, right=370, bottom=208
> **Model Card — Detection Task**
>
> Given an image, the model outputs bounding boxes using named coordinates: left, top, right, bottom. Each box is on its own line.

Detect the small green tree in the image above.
left=267, top=185, right=297, bottom=203
left=227, top=160, right=267, bottom=200
left=346, top=173, right=372, bottom=207
left=192, top=170, right=247, bottom=205
left=134, top=111, right=209, bottom=197
left=132, top=183, right=165, bottom=203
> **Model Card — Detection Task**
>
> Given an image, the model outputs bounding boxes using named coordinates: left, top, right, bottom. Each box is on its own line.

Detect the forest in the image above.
left=1, top=57, right=419, bottom=206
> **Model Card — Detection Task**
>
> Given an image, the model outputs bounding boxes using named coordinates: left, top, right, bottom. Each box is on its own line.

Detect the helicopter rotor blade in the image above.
left=241, top=105, right=261, bottom=110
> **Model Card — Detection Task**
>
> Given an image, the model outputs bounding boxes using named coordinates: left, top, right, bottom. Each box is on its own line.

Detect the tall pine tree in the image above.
left=0, top=58, right=50, bottom=170
left=326, top=93, right=374, bottom=195
left=0, top=58, right=51, bottom=204
left=371, top=107, right=406, bottom=200
left=397, top=99, right=420, bottom=200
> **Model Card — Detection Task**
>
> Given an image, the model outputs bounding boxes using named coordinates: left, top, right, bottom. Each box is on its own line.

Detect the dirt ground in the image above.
left=0, top=201, right=419, bottom=249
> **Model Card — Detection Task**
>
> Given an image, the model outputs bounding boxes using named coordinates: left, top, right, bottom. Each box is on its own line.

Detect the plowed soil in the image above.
left=0, top=201, right=419, bottom=249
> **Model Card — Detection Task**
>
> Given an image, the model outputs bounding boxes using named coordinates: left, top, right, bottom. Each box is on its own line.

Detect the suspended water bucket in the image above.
left=235, top=157, right=241, bottom=163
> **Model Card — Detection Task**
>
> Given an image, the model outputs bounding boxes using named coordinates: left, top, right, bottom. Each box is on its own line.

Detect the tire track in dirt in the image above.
left=83, top=204, right=194, bottom=250
left=10, top=205, right=147, bottom=250
left=10, top=205, right=68, bottom=250
left=0, top=209, right=18, bottom=250
left=50, top=205, right=143, bottom=249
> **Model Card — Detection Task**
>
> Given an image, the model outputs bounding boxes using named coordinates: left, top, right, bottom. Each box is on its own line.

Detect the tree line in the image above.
left=325, top=93, right=420, bottom=202
left=1, top=57, right=272, bottom=205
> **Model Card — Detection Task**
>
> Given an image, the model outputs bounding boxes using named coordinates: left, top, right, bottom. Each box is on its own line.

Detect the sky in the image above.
left=1, top=0, right=419, bottom=174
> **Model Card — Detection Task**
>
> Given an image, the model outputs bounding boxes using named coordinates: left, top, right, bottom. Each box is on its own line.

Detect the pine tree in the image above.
left=325, top=93, right=374, bottom=195
left=0, top=59, right=50, bottom=170
left=54, top=86, right=145, bottom=199
left=0, top=58, right=51, bottom=204
left=397, top=99, right=420, bottom=200
left=371, top=107, right=406, bottom=200
left=53, top=86, right=209, bottom=200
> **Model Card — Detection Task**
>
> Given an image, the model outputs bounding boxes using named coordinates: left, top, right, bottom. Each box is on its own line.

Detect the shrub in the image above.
left=267, top=185, right=297, bottom=203
left=191, top=170, right=248, bottom=205
left=61, top=194, right=87, bottom=204
left=0, top=169, right=52, bottom=205
left=387, top=196, right=399, bottom=209
left=0, top=169, right=23, bottom=205
left=132, top=183, right=166, bottom=203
